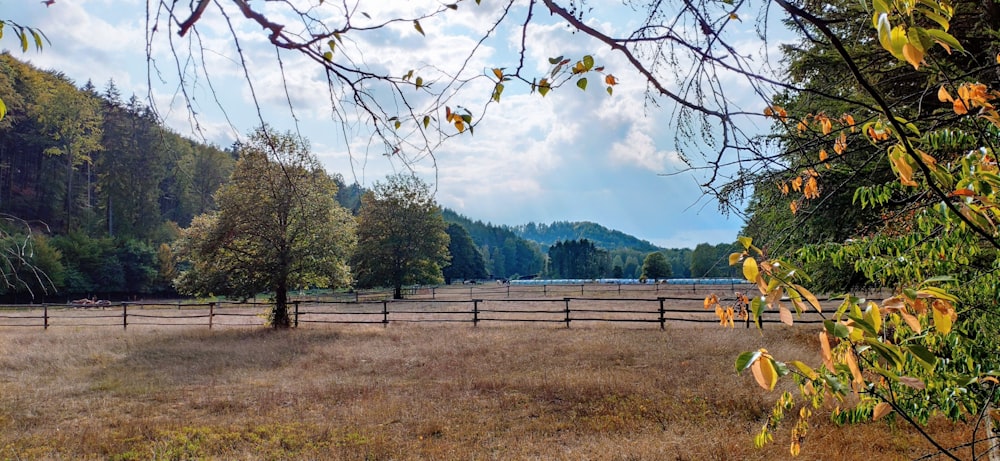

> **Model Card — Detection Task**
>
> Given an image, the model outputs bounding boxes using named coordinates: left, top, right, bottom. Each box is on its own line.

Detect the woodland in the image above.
left=0, top=54, right=716, bottom=303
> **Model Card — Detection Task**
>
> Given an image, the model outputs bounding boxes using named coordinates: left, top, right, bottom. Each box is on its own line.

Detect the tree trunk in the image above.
left=271, top=281, right=291, bottom=328
left=393, top=284, right=403, bottom=300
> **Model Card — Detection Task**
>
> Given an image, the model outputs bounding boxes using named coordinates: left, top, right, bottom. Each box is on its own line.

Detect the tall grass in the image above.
left=0, top=324, right=971, bottom=460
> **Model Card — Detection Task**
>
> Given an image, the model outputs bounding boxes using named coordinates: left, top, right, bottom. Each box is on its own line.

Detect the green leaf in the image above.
left=422, top=115, right=430, bottom=129
left=789, top=360, right=818, bottom=379
left=864, top=338, right=903, bottom=369
left=322, top=51, right=333, bottom=62
left=492, top=83, right=504, bottom=102
left=846, top=314, right=877, bottom=336
left=0, top=97, right=6, bottom=122
left=548, top=56, right=564, bottom=65
left=20, top=31, right=28, bottom=52
left=576, top=78, right=588, bottom=91
left=905, top=344, right=938, bottom=370
left=538, top=79, right=550, bottom=97
left=606, top=86, right=613, bottom=96
left=924, top=29, right=965, bottom=53
left=413, top=20, right=425, bottom=36
left=736, top=350, right=762, bottom=373
left=583, top=55, right=594, bottom=71
left=824, top=319, right=850, bottom=339
left=415, top=76, right=424, bottom=88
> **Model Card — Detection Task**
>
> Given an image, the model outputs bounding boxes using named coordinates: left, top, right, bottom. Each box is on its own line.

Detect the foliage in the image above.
left=689, top=242, right=738, bottom=278
left=0, top=55, right=235, bottom=297
left=441, top=209, right=544, bottom=279
left=546, top=239, right=610, bottom=279
left=442, top=223, right=488, bottom=284
left=175, top=127, right=356, bottom=327
left=513, top=221, right=661, bottom=253
left=640, top=252, right=671, bottom=282
left=351, top=174, right=449, bottom=299
left=709, top=0, right=1000, bottom=456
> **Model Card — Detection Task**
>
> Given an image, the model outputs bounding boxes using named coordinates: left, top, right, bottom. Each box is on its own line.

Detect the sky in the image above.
left=2, top=0, right=786, bottom=249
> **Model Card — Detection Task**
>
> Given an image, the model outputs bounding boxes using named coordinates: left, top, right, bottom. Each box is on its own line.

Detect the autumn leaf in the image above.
left=872, top=402, right=893, bottom=420
left=750, top=353, right=779, bottom=391
left=743, top=257, right=759, bottom=282
left=819, top=331, right=835, bottom=372
left=779, top=306, right=793, bottom=326
left=413, top=20, right=425, bottom=36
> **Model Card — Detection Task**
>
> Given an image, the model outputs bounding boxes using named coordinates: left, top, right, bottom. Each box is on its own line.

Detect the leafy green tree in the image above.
left=547, top=239, right=610, bottom=279
left=442, top=223, right=487, bottom=284
left=351, top=174, right=449, bottom=299
left=31, top=72, right=103, bottom=231
left=175, top=127, right=356, bottom=327
left=640, top=252, right=672, bottom=282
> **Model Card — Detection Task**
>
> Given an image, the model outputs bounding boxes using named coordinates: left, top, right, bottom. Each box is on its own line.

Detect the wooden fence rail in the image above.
left=0, top=294, right=835, bottom=330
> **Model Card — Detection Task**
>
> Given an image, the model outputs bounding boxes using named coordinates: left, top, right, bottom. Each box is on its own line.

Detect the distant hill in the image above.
left=511, top=221, right=662, bottom=252
left=441, top=209, right=545, bottom=279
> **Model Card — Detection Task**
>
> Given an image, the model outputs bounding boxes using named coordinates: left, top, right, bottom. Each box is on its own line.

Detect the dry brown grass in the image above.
left=0, top=319, right=973, bottom=459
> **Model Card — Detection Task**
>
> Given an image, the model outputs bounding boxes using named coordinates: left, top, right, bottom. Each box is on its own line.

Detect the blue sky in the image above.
left=3, top=0, right=785, bottom=249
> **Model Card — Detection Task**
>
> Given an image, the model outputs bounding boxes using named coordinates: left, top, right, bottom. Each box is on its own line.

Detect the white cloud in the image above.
left=608, top=127, right=684, bottom=172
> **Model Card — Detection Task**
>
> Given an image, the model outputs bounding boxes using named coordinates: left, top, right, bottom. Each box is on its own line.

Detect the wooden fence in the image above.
left=0, top=287, right=845, bottom=330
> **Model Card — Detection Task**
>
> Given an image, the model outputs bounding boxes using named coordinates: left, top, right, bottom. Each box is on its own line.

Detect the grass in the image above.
left=0, top=321, right=975, bottom=460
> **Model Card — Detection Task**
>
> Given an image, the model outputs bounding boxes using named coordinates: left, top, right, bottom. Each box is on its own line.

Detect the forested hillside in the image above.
left=441, top=209, right=545, bottom=279
left=512, top=221, right=661, bottom=252
left=0, top=54, right=244, bottom=300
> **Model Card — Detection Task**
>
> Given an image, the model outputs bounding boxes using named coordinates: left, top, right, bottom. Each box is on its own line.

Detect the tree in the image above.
left=351, top=174, right=449, bottom=299
left=442, top=223, right=487, bottom=284
left=31, top=73, right=103, bottom=231
left=640, top=252, right=671, bottom=282
left=174, top=126, right=356, bottom=328
left=547, top=239, right=610, bottom=279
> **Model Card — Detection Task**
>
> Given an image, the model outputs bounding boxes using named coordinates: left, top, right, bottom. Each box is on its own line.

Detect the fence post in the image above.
left=355, top=291, right=359, bottom=303
left=473, top=299, right=480, bottom=327
left=544, top=284, right=547, bottom=295
left=209, top=302, right=215, bottom=329
left=580, top=284, right=584, bottom=295
left=432, top=287, right=436, bottom=300
left=658, top=297, right=666, bottom=331
left=294, top=301, right=300, bottom=328
left=122, top=302, right=128, bottom=330
left=382, top=300, right=388, bottom=327
left=43, top=304, right=48, bottom=330
left=564, top=298, right=571, bottom=328
left=507, top=284, right=510, bottom=297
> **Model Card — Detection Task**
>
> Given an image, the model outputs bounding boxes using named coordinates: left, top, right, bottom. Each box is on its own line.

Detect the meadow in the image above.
left=0, top=287, right=975, bottom=460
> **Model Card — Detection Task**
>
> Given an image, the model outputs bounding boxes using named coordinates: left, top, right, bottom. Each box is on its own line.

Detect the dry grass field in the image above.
left=0, top=288, right=974, bottom=460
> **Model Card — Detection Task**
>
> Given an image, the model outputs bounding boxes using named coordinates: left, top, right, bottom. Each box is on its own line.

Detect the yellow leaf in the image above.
left=932, top=300, right=953, bottom=334
left=743, top=257, right=759, bottom=282
left=819, top=149, right=828, bottom=162
left=938, top=85, right=953, bottom=103
left=751, top=353, right=779, bottom=391
left=902, top=42, right=924, bottom=69
left=492, top=68, right=503, bottom=80
left=873, top=402, right=893, bottom=420
left=729, top=252, right=742, bottom=266
left=900, top=312, right=922, bottom=332
left=704, top=294, right=718, bottom=309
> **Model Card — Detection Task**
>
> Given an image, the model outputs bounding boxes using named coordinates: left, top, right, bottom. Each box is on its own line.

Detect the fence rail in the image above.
left=0, top=287, right=848, bottom=330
